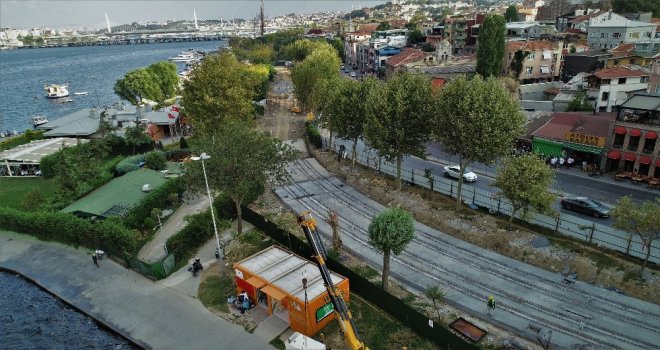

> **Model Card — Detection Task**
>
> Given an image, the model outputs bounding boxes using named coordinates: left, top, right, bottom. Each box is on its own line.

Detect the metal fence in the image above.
left=127, top=253, right=176, bottom=280
left=325, top=139, right=659, bottom=264
left=241, top=206, right=479, bottom=350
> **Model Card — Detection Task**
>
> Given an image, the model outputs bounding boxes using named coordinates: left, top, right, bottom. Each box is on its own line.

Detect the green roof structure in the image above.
left=62, top=169, right=169, bottom=218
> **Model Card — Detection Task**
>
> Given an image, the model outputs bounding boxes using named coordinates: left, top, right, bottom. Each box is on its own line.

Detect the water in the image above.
left=0, top=271, right=138, bottom=349
left=0, top=41, right=225, bottom=133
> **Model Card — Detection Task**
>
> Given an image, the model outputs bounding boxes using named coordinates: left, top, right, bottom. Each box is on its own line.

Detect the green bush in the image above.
left=0, top=207, right=139, bottom=258
left=124, top=177, right=185, bottom=229
left=166, top=211, right=231, bottom=266
left=102, top=156, right=125, bottom=176
left=144, top=150, right=166, bottom=170
left=179, top=137, right=189, bottom=149
left=116, top=154, right=145, bottom=175
left=143, top=216, right=157, bottom=230
left=305, top=121, right=322, bottom=148
left=165, top=149, right=191, bottom=161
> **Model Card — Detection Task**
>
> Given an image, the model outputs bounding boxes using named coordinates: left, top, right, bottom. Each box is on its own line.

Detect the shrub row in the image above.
left=116, top=154, right=146, bottom=175
left=305, top=121, right=322, bottom=148
left=124, top=177, right=186, bottom=229
left=166, top=148, right=191, bottom=161
left=0, top=207, right=139, bottom=258
left=165, top=193, right=236, bottom=265
left=0, top=130, right=45, bottom=151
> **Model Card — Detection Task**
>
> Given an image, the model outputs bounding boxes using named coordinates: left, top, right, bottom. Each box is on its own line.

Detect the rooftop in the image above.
left=0, top=137, right=85, bottom=164
left=386, top=47, right=428, bottom=68
left=508, top=40, right=559, bottom=52
left=589, top=17, right=655, bottom=28
left=619, top=93, right=660, bottom=111
left=593, top=65, right=650, bottom=79
left=532, top=112, right=616, bottom=140
left=235, top=246, right=346, bottom=302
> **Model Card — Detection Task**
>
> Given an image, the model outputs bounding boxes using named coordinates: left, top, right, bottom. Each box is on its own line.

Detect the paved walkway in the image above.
left=0, top=231, right=271, bottom=350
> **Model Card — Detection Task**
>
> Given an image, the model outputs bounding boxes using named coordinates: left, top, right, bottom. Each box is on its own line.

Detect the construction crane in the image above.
left=297, top=211, right=369, bottom=350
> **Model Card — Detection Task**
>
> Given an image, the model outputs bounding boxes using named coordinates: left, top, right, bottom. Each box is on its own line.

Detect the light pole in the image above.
left=191, top=152, right=222, bottom=259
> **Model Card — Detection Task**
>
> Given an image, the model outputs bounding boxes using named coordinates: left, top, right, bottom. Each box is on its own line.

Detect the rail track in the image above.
left=274, top=158, right=660, bottom=349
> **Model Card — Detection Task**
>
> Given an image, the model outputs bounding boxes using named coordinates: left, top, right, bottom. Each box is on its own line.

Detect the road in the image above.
left=330, top=137, right=660, bottom=227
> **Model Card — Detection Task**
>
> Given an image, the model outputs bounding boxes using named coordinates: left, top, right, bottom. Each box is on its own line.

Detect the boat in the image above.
left=44, top=83, right=69, bottom=99
left=168, top=50, right=203, bottom=63
left=63, top=98, right=74, bottom=103
left=32, top=115, right=48, bottom=127
left=74, top=91, right=88, bottom=95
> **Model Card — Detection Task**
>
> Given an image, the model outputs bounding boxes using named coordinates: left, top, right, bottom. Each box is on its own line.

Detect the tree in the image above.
left=327, top=78, right=378, bottom=167
left=291, top=45, right=340, bottom=110
left=114, top=68, right=163, bottom=105
left=566, top=91, right=594, bottom=112
left=376, top=21, right=391, bottom=31
left=611, top=197, right=660, bottom=275
left=365, top=72, right=433, bottom=190
left=509, top=50, right=529, bottom=80
left=124, top=124, right=151, bottom=155
left=144, top=150, right=166, bottom=170
left=279, top=38, right=328, bottom=61
left=328, top=210, right=342, bottom=253
left=505, top=5, right=519, bottom=22
left=424, top=286, right=444, bottom=319
left=367, top=207, right=415, bottom=291
left=493, top=155, right=556, bottom=223
left=181, top=51, right=260, bottom=135
left=185, top=121, right=297, bottom=234
left=476, top=14, right=506, bottom=78
left=408, top=29, right=424, bottom=45
left=432, top=75, right=525, bottom=209
left=311, top=76, right=342, bottom=149
left=146, top=61, right=179, bottom=101
left=612, top=0, right=660, bottom=17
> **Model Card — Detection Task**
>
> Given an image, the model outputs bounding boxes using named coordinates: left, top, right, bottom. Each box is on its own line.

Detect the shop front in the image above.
left=233, top=246, right=350, bottom=336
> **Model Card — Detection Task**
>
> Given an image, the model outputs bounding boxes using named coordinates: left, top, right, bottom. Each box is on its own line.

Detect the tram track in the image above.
left=274, top=158, right=660, bottom=349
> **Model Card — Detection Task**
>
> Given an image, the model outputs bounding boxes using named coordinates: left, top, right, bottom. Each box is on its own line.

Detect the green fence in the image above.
left=127, top=253, right=176, bottom=281
left=241, top=206, right=479, bottom=350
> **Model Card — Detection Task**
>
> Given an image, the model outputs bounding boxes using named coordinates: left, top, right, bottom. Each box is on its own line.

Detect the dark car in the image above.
left=560, top=196, right=610, bottom=218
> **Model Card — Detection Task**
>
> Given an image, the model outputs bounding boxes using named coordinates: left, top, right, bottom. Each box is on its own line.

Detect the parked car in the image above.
left=443, top=165, right=478, bottom=182
left=560, top=196, right=610, bottom=218
left=349, top=72, right=357, bottom=77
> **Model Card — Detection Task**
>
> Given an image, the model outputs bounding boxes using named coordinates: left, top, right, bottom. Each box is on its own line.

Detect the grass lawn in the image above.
left=0, top=177, right=57, bottom=210
left=198, top=270, right=234, bottom=314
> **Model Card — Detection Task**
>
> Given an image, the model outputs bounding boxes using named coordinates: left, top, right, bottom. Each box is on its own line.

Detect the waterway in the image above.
left=0, top=40, right=225, bottom=133
left=0, top=271, right=138, bottom=349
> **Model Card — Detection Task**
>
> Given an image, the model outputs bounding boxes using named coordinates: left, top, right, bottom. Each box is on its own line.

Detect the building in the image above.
left=506, top=40, right=562, bottom=83
left=344, top=31, right=372, bottom=67
left=584, top=65, right=651, bottom=112
left=384, top=48, right=429, bottom=78
left=233, top=246, right=349, bottom=337
left=605, top=43, right=658, bottom=68
left=602, top=93, right=660, bottom=177
left=371, top=46, right=402, bottom=75
left=587, top=14, right=656, bottom=50
left=649, top=55, right=660, bottom=94
left=0, top=137, right=83, bottom=177
left=531, top=112, right=616, bottom=167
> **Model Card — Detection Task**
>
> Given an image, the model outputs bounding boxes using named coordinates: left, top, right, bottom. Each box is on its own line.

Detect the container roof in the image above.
left=235, top=246, right=346, bottom=302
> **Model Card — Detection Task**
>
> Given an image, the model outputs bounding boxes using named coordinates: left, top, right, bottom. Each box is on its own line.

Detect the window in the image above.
left=525, top=66, right=533, bottom=75
left=644, top=32, right=652, bottom=38
left=612, top=32, right=621, bottom=38
left=540, top=66, right=550, bottom=74
left=629, top=32, right=639, bottom=39
left=613, top=134, right=625, bottom=148
left=618, top=78, right=627, bottom=84
left=601, top=92, right=609, bottom=101
left=628, top=135, right=640, bottom=151
left=527, top=52, right=535, bottom=60
left=600, top=33, right=605, bottom=38
left=542, top=50, right=551, bottom=59
left=629, top=59, right=635, bottom=64
left=613, top=59, right=619, bottom=65
left=641, top=76, right=649, bottom=83
left=601, top=79, right=611, bottom=85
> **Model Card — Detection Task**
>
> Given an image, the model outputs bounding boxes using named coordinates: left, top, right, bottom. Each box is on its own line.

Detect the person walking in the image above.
left=550, top=157, right=557, bottom=169
left=92, top=254, right=99, bottom=268
left=567, top=157, right=574, bottom=169
left=559, top=157, right=565, bottom=168
left=487, top=295, right=496, bottom=316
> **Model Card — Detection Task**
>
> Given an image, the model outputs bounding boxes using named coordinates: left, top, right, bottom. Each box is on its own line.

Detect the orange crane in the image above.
left=297, top=211, right=369, bottom=350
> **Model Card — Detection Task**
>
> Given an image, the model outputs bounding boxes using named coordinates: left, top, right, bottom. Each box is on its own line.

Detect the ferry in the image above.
left=44, top=83, right=69, bottom=99
left=32, top=115, right=48, bottom=127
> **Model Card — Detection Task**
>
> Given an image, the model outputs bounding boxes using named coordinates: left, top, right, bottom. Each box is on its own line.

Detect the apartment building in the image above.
left=587, top=14, right=656, bottom=49
left=505, top=40, right=562, bottom=83
left=344, top=31, right=372, bottom=67
left=583, top=65, right=651, bottom=112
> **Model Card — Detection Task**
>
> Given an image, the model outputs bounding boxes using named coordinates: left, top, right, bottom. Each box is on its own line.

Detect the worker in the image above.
left=487, top=295, right=496, bottom=316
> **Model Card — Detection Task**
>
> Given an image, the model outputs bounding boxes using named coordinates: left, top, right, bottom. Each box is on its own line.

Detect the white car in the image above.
left=349, top=72, right=357, bottom=77
left=443, top=165, right=478, bottom=182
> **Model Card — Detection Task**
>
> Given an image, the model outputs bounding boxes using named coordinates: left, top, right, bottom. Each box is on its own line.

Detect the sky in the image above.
left=0, top=0, right=386, bottom=29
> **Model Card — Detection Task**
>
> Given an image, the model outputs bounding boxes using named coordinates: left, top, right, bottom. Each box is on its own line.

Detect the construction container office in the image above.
left=233, top=246, right=350, bottom=336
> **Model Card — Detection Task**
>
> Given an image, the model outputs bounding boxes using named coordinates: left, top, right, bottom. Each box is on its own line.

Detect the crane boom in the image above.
left=297, top=211, right=368, bottom=350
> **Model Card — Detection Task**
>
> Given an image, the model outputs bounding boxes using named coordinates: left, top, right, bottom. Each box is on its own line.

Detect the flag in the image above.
left=168, top=113, right=176, bottom=119
left=171, top=105, right=180, bottom=113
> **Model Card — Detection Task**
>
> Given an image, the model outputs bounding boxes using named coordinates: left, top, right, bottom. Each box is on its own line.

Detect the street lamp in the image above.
left=191, top=152, right=222, bottom=259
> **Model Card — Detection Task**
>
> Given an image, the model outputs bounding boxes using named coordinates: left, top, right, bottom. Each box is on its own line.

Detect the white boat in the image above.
left=32, top=115, right=48, bottom=127
left=168, top=50, right=203, bottom=63
left=74, top=91, right=88, bottom=95
left=44, top=83, right=69, bottom=99
left=63, top=98, right=74, bottom=103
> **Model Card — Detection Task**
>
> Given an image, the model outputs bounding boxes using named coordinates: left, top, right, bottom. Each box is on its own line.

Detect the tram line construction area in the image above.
left=273, top=157, right=660, bottom=350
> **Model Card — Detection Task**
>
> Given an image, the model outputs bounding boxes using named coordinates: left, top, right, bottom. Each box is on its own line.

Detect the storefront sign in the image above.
left=564, top=132, right=605, bottom=148
left=316, top=301, right=334, bottom=323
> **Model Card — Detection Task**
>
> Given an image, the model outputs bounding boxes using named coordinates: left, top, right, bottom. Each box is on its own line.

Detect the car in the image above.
left=340, top=64, right=345, bottom=69
left=343, top=69, right=349, bottom=73
left=560, top=197, right=610, bottom=218
left=443, top=165, right=478, bottom=182
left=349, top=72, right=357, bottom=77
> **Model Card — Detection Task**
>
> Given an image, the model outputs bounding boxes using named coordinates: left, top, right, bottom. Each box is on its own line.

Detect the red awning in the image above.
left=624, top=153, right=636, bottom=161
left=645, top=131, right=658, bottom=139
left=607, top=150, right=622, bottom=160
left=639, top=156, right=652, bottom=165
left=629, top=129, right=642, bottom=137
left=614, top=126, right=627, bottom=135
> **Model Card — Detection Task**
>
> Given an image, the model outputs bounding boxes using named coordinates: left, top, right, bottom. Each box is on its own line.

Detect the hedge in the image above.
left=0, top=207, right=139, bottom=258
left=124, top=177, right=186, bottom=229
left=165, top=149, right=191, bottom=161
left=116, top=154, right=146, bottom=175
left=305, top=121, right=322, bottom=148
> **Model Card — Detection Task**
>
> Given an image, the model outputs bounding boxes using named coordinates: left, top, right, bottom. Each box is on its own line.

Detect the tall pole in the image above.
left=260, top=0, right=265, bottom=36
left=200, top=157, right=222, bottom=259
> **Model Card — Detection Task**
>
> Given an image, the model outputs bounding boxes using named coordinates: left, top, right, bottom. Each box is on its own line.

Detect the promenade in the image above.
left=0, top=231, right=271, bottom=350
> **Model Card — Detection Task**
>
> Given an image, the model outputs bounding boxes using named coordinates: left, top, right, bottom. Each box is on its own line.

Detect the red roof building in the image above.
left=385, top=48, right=428, bottom=78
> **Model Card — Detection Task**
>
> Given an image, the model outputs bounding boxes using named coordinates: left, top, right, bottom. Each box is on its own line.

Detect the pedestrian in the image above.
left=487, top=295, right=496, bottom=316
left=559, top=157, right=565, bottom=168
left=92, top=254, right=99, bottom=268
left=582, top=160, right=588, bottom=172
left=550, top=157, right=557, bottom=169
left=567, top=157, right=574, bottom=169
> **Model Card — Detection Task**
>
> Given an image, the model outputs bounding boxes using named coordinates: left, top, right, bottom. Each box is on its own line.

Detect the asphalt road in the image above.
left=329, top=137, right=660, bottom=227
